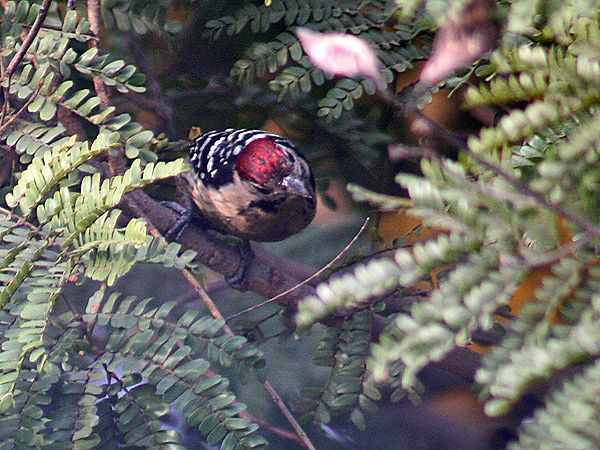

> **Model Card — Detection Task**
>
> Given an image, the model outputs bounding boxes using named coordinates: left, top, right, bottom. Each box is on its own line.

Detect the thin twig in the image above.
left=181, top=269, right=231, bottom=329
left=517, top=239, right=594, bottom=269
left=0, top=0, right=52, bottom=123
left=226, top=217, right=370, bottom=323
left=0, top=206, right=41, bottom=233
left=242, top=414, right=304, bottom=444
left=179, top=246, right=317, bottom=449
left=3, top=0, right=52, bottom=81
left=415, top=106, right=600, bottom=238
left=181, top=246, right=318, bottom=450
left=262, top=381, right=316, bottom=450
left=439, top=160, right=597, bottom=268
left=0, top=55, right=10, bottom=124
left=16, top=21, right=97, bottom=38
left=123, top=195, right=233, bottom=327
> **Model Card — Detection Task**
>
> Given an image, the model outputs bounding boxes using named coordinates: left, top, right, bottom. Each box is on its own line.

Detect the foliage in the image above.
left=297, top=310, right=380, bottom=431
left=0, top=1, right=268, bottom=448
left=3, top=0, right=600, bottom=448
left=208, top=0, right=430, bottom=119
left=289, top=0, right=600, bottom=447
left=101, top=0, right=188, bottom=35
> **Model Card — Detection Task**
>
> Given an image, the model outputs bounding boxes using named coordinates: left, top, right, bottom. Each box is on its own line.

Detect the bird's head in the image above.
left=235, top=137, right=315, bottom=201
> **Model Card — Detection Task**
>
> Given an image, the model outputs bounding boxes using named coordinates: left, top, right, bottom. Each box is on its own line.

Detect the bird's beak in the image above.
left=282, top=175, right=312, bottom=198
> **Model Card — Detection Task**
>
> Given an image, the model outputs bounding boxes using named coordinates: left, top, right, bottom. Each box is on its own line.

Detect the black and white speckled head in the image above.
left=190, top=129, right=315, bottom=200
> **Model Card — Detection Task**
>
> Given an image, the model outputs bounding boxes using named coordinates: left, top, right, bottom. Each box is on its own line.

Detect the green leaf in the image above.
left=62, top=10, right=78, bottom=32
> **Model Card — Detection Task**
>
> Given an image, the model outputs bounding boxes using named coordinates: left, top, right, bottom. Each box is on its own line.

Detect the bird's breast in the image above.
left=182, top=172, right=315, bottom=242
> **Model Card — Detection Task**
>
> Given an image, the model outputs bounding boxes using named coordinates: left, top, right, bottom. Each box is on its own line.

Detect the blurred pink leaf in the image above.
left=295, top=28, right=383, bottom=87
left=419, top=0, right=499, bottom=86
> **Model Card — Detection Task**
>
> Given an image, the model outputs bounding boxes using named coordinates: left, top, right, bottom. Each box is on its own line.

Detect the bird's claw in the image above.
left=160, top=200, right=191, bottom=241
left=225, top=239, right=254, bottom=292
left=161, top=200, right=253, bottom=292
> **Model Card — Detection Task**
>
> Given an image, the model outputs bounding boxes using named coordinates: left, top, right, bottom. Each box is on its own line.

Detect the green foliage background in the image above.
left=0, top=0, right=599, bottom=449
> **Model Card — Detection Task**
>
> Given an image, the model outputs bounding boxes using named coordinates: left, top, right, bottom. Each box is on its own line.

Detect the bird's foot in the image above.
left=160, top=200, right=191, bottom=241
left=161, top=200, right=253, bottom=291
left=225, top=239, right=254, bottom=292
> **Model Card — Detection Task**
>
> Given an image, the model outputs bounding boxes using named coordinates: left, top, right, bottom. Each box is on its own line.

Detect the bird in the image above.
left=165, top=128, right=317, bottom=289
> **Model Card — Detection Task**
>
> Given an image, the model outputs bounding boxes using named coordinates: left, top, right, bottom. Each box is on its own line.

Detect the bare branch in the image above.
left=86, top=0, right=110, bottom=108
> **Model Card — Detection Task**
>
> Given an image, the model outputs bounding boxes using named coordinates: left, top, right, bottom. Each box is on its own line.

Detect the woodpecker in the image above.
left=165, top=129, right=317, bottom=288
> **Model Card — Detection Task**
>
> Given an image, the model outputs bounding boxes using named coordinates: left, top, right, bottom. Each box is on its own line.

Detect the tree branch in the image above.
left=126, top=188, right=318, bottom=308
left=0, top=82, right=43, bottom=134
left=226, top=217, right=370, bottom=322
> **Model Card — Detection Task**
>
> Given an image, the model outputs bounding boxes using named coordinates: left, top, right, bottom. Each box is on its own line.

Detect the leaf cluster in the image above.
left=297, top=311, right=379, bottom=431
left=0, top=1, right=271, bottom=448
left=290, top=0, right=600, bottom=446
left=4, top=0, right=600, bottom=447
left=207, top=0, right=430, bottom=120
